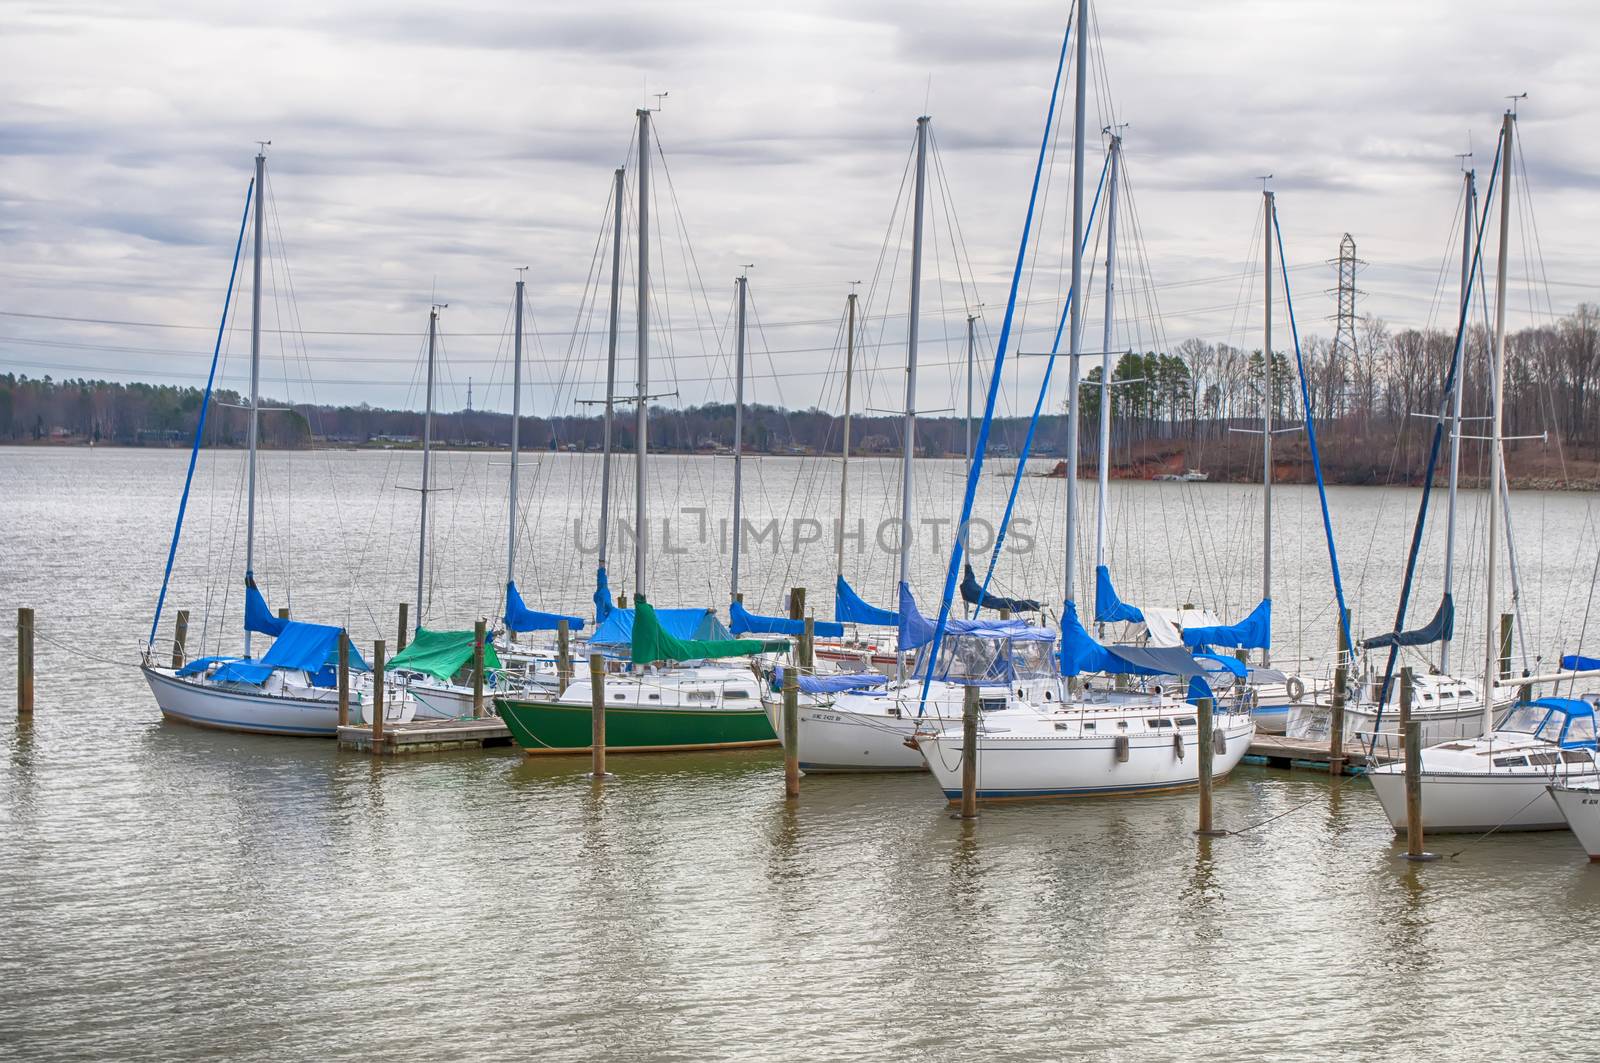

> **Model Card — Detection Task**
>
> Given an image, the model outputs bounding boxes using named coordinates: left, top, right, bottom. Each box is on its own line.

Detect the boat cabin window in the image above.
left=1493, top=756, right=1530, bottom=768
left=1178, top=718, right=1197, bottom=728
left=687, top=691, right=716, bottom=702
left=1147, top=718, right=1173, bottom=729
left=647, top=693, right=661, bottom=701
left=1526, top=752, right=1560, bottom=767
left=980, top=697, right=1008, bottom=713
left=1498, top=703, right=1553, bottom=737
left=1563, top=715, right=1597, bottom=749
left=724, top=689, right=751, bottom=700
left=1562, top=750, right=1593, bottom=764
left=1083, top=722, right=1096, bottom=731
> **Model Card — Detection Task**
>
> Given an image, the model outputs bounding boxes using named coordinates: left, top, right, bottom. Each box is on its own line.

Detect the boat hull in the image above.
left=1368, top=765, right=1600, bottom=833
left=497, top=698, right=778, bottom=754
left=917, top=716, right=1255, bottom=801
left=1549, top=784, right=1600, bottom=859
left=765, top=699, right=934, bottom=773
left=144, top=665, right=341, bottom=738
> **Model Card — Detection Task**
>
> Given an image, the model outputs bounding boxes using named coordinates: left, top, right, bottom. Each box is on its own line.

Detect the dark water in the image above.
left=3, top=446, right=1598, bottom=1061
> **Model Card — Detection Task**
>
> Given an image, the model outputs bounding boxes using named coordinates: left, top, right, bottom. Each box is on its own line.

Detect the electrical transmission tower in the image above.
left=1325, top=233, right=1364, bottom=417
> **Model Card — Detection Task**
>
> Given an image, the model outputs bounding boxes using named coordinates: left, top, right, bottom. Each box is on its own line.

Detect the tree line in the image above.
left=4, top=304, right=1596, bottom=477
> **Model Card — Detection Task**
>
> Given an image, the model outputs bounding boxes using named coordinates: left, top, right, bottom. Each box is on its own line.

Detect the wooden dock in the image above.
left=1245, top=734, right=1392, bottom=775
left=337, top=717, right=514, bottom=756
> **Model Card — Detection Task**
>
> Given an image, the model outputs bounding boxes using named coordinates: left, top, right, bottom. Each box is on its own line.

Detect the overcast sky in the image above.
left=3, top=0, right=1597, bottom=420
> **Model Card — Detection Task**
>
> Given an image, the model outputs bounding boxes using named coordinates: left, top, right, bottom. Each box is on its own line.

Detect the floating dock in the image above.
left=337, top=718, right=514, bottom=755
left=1245, top=734, right=1392, bottom=775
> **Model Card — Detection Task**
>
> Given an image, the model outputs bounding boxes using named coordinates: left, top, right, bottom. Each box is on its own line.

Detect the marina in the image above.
left=4, top=0, right=1600, bottom=1059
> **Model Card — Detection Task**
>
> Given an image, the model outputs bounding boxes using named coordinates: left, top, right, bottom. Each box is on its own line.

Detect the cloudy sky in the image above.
left=3, top=0, right=1597, bottom=420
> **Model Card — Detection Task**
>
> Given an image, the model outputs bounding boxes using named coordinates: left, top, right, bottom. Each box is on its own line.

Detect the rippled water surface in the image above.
left=3, top=446, right=1598, bottom=1061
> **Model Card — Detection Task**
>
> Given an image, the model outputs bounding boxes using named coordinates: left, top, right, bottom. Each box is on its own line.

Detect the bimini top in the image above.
left=1497, top=697, right=1598, bottom=750
left=897, top=582, right=1055, bottom=651
left=589, top=605, right=734, bottom=647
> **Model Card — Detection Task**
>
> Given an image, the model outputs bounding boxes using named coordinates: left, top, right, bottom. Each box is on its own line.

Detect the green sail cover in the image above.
left=386, top=626, right=503, bottom=682
left=631, top=597, right=788, bottom=664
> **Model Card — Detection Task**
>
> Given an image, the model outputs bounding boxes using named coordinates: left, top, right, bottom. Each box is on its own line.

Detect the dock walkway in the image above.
left=337, top=717, right=513, bottom=756
left=1245, top=734, right=1391, bottom=775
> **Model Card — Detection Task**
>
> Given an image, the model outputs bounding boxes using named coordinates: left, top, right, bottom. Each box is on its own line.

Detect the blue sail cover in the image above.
left=1562, top=654, right=1600, bottom=672
left=594, top=565, right=613, bottom=624
left=1094, top=565, right=1145, bottom=624
left=835, top=575, right=898, bottom=627
left=1182, top=599, right=1271, bottom=651
left=588, top=606, right=732, bottom=647
left=1362, top=594, right=1452, bottom=650
left=1194, top=652, right=1248, bottom=678
left=730, top=599, right=844, bottom=639
left=1186, top=675, right=1216, bottom=709
left=504, top=581, right=585, bottom=633
left=1061, top=601, right=1160, bottom=677
left=772, top=667, right=888, bottom=696
left=959, top=564, right=1040, bottom=613
left=207, top=622, right=369, bottom=685
left=898, top=582, right=1053, bottom=651
left=244, top=575, right=288, bottom=637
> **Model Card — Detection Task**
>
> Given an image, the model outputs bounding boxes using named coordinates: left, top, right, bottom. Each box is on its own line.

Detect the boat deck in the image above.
left=1245, top=734, right=1394, bottom=775
left=337, top=717, right=514, bottom=756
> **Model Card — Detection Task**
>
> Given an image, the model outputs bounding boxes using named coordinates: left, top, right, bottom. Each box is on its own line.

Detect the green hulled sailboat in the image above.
left=496, top=597, right=788, bottom=755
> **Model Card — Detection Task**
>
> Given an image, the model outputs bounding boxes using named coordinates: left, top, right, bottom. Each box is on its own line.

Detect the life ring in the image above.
left=1285, top=676, right=1306, bottom=702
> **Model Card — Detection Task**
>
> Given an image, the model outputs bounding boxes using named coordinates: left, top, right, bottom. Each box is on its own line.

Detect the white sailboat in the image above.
left=1367, top=112, right=1600, bottom=832
left=1549, top=775, right=1600, bottom=859
left=142, top=150, right=399, bottom=736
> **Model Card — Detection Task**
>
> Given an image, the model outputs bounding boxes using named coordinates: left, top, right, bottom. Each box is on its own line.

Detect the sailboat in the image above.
left=142, top=150, right=384, bottom=737
left=495, top=109, right=789, bottom=754
left=1288, top=164, right=1516, bottom=745
left=1368, top=112, right=1600, bottom=832
left=910, top=0, right=1255, bottom=800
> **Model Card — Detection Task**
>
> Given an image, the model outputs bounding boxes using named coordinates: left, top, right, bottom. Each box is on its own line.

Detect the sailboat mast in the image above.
left=415, top=307, right=439, bottom=626
left=1441, top=168, right=1475, bottom=675
left=1094, top=133, right=1121, bottom=580
left=508, top=277, right=524, bottom=592
left=730, top=272, right=748, bottom=601
left=599, top=166, right=624, bottom=571
left=836, top=291, right=857, bottom=580
left=1062, top=0, right=1088, bottom=607
left=635, top=109, right=651, bottom=601
left=1482, top=111, right=1514, bottom=734
left=898, top=115, right=930, bottom=682
left=965, top=313, right=976, bottom=474
left=1262, top=188, right=1275, bottom=667
left=244, top=149, right=265, bottom=658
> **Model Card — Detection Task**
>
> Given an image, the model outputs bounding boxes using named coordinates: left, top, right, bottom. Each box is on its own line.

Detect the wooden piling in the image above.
left=959, top=684, right=979, bottom=819
left=617, top=593, right=628, bottom=610
left=1402, top=717, right=1437, bottom=861
left=588, top=652, right=608, bottom=778
left=16, top=607, right=34, bottom=716
left=277, top=606, right=289, bottom=622
left=789, top=586, right=806, bottom=623
left=801, top=617, right=814, bottom=673
left=1329, top=608, right=1349, bottom=775
left=782, top=664, right=800, bottom=799
left=1398, top=666, right=1414, bottom=747
left=472, top=617, right=486, bottom=719
left=371, top=639, right=386, bottom=743
left=171, top=609, right=189, bottom=669
left=398, top=603, right=409, bottom=652
left=1498, top=612, right=1513, bottom=680
left=337, top=631, right=350, bottom=728
left=557, top=619, right=573, bottom=693
left=1195, top=696, right=1223, bottom=836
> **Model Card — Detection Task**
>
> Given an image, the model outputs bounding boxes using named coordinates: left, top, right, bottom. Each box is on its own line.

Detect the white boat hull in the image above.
left=917, top=715, right=1256, bottom=801
left=1368, top=763, right=1600, bottom=833
left=765, top=699, right=935, bottom=773
left=1549, top=784, right=1600, bottom=859
left=144, top=665, right=344, bottom=738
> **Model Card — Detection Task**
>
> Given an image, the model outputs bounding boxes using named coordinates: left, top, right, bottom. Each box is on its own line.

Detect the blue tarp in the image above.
left=730, top=599, right=845, bottom=639
left=960, top=564, right=1039, bottom=613
left=1094, top=565, right=1145, bottom=624
left=1061, top=601, right=1161, bottom=677
left=1363, top=594, right=1453, bottom=650
left=899, top=582, right=1055, bottom=651
left=835, top=575, right=898, bottom=627
left=261, top=621, right=368, bottom=674
left=1560, top=655, right=1600, bottom=672
left=244, top=575, right=288, bottom=637
left=1186, top=675, right=1217, bottom=709
left=505, top=580, right=585, bottom=633
left=594, top=565, right=613, bottom=624
left=588, top=606, right=732, bottom=647
left=1182, top=599, right=1272, bottom=651
left=772, top=667, right=888, bottom=695
left=175, top=655, right=240, bottom=678
left=1195, top=652, right=1249, bottom=678
left=213, top=660, right=273, bottom=684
